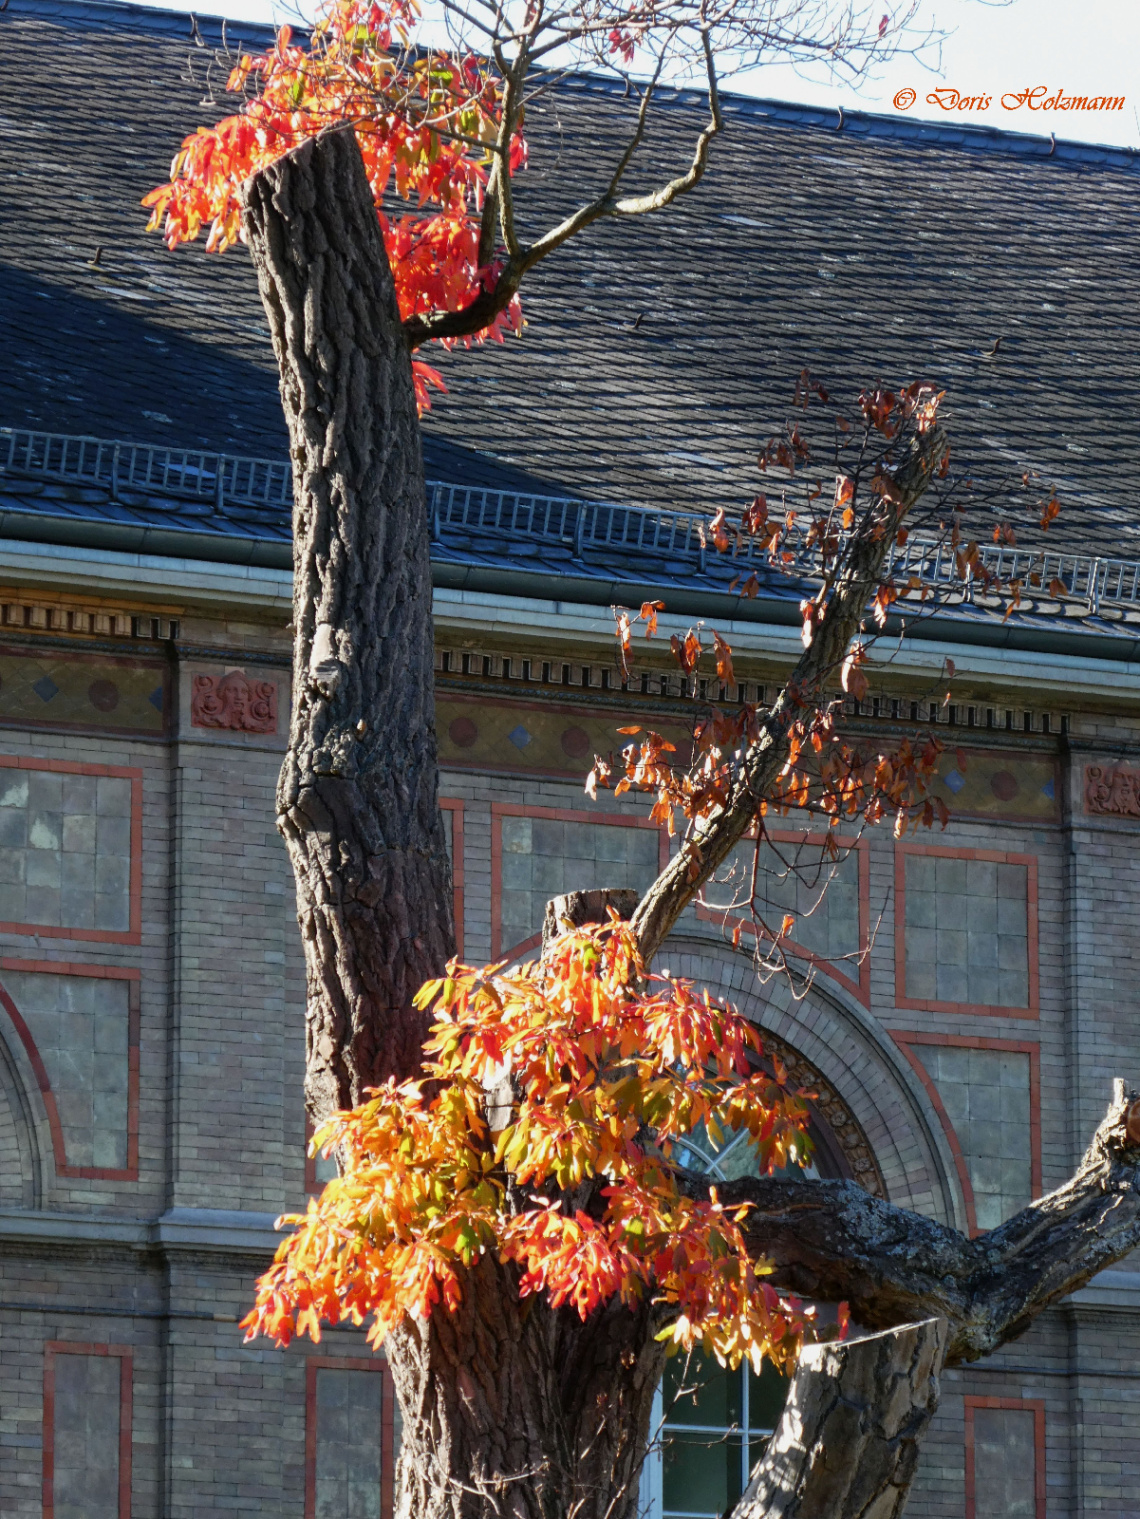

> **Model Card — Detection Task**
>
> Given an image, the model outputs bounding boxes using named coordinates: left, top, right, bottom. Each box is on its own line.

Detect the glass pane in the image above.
left=662, top=1353, right=741, bottom=1428
left=662, top=1430, right=742, bottom=1518
left=314, top=1368, right=383, bottom=1519
left=747, top=1434, right=770, bottom=1478
left=747, top=1362, right=788, bottom=1434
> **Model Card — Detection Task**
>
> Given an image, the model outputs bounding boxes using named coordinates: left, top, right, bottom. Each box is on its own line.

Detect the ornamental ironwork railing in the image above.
left=2, top=426, right=1138, bottom=614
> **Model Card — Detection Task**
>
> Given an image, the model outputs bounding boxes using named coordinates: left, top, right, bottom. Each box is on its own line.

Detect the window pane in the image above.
left=904, top=853, right=1029, bottom=1008
left=498, top=818, right=659, bottom=951
left=702, top=837, right=860, bottom=975
left=0, top=768, right=132, bottom=932
left=918, top=1046, right=1033, bottom=1228
left=314, top=1368, right=383, bottom=1519
left=747, top=1362, right=788, bottom=1434
left=662, top=1354, right=741, bottom=1429
left=662, top=1430, right=742, bottom=1518
left=5, top=971, right=130, bottom=1169
left=660, top=1356, right=788, bottom=1518
left=51, top=1352, right=122, bottom=1519
left=972, top=1406, right=1037, bottom=1517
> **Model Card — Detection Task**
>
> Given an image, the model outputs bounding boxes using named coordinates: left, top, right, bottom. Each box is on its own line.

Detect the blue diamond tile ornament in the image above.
left=508, top=724, right=533, bottom=750
left=148, top=686, right=164, bottom=712
left=1041, top=777, right=1055, bottom=800
left=943, top=769, right=966, bottom=794
left=32, top=676, right=59, bottom=703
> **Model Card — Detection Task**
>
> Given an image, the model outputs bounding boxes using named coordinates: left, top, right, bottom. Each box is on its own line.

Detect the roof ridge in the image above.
left=6, top=0, right=1138, bottom=171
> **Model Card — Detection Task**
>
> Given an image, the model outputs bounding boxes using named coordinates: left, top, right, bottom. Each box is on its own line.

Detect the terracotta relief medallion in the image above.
left=1085, top=764, right=1140, bottom=818
left=191, top=671, right=278, bottom=734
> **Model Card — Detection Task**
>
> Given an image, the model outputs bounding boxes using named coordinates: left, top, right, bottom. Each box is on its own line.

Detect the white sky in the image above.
left=145, top=0, right=1140, bottom=150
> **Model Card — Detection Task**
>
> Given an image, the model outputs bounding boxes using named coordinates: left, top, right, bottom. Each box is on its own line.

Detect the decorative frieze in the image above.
left=1, top=600, right=178, bottom=640
left=433, top=643, right=1067, bottom=734
left=191, top=671, right=278, bottom=734
left=1085, top=764, right=1140, bottom=817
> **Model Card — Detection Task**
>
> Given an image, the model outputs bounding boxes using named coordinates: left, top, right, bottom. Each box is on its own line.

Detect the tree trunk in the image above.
left=240, top=127, right=455, bottom=1119
left=735, top=1320, right=947, bottom=1519
left=542, top=888, right=641, bottom=956
left=384, top=1257, right=666, bottom=1519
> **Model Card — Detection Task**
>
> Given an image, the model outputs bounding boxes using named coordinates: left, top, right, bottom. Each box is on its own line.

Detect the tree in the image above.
left=143, top=5, right=1140, bottom=1515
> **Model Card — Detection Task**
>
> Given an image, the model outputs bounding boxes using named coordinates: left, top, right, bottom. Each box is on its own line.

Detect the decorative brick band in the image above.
left=762, top=1027, right=885, bottom=1198
left=435, top=644, right=1069, bottom=734
left=1085, top=763, right=1140, bottom=817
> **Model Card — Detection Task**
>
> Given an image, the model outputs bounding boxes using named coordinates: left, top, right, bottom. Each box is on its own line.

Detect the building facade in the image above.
left=1, top=1, right=1139, bottom=1514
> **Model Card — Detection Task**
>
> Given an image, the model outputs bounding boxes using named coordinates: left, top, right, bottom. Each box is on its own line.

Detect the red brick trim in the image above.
left=0, top=757, right=143, bottom=945
left=0, top=965, right=141, bottom=1181
left=894, top=843, right=1039, bottom=1018
left=43, top=1341, right=133, bottom=1519
left=964, top=1395, right=1046, bottom=1519
left=440, top=797, right=465, bottom=957
left=892, top=1032, right=1042, bottom=1238
left=490, top=802, right=669, bottom=959
left=694, top=829, right=871, bottom=1005
left=0, top=958, right=140, bottom=980
left=305, top=1356, right=394, bottom=1519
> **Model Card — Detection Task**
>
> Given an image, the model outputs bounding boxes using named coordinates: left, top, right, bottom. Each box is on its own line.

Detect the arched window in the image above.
left=641, top=1037, right=878, bottom=1519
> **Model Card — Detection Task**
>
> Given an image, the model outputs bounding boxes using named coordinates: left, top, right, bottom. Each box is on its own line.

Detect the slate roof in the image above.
left=1, top=0, right=1139, bottom=647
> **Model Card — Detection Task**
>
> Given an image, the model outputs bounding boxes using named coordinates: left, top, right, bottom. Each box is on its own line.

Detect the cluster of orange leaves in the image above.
left=242, top=919, right=816, bottom=1374
left=142, top=0, right=524, bottom=409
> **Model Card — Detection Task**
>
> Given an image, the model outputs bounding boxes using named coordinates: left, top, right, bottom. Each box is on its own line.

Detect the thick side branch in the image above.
left=705, top=1079, right=1140, bottom=1365
left=403, top=42, right=723, bottom=349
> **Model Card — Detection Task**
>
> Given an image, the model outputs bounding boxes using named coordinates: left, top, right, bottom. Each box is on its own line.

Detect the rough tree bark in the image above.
left=239, top=124, right=1140, bottom=1519
left=241, top=126, right=454, bottom=1118
left=384, top=1257, right=667, bottom=1519
left=738, top=1320, right=948, bottom=1519
left=721, top=1079, right=1140, bottom=1366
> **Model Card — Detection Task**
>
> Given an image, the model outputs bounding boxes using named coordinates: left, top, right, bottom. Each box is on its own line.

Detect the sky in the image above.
left=139, top=0, right=1140, bottom=151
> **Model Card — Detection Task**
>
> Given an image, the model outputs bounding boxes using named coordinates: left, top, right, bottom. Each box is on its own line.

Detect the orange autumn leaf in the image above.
left=241, top=920, right=814, bottom=1375
left=142, top=0, right=525, bottom=412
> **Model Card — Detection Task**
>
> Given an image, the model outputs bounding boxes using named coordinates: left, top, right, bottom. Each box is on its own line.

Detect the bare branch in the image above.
left=403, top=36, right=723, bottom=348
left=630, top=422, right=947, bottom=965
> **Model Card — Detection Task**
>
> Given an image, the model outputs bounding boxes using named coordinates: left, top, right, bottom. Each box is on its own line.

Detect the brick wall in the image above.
left=0, top=630, right=1135, bottom=1518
